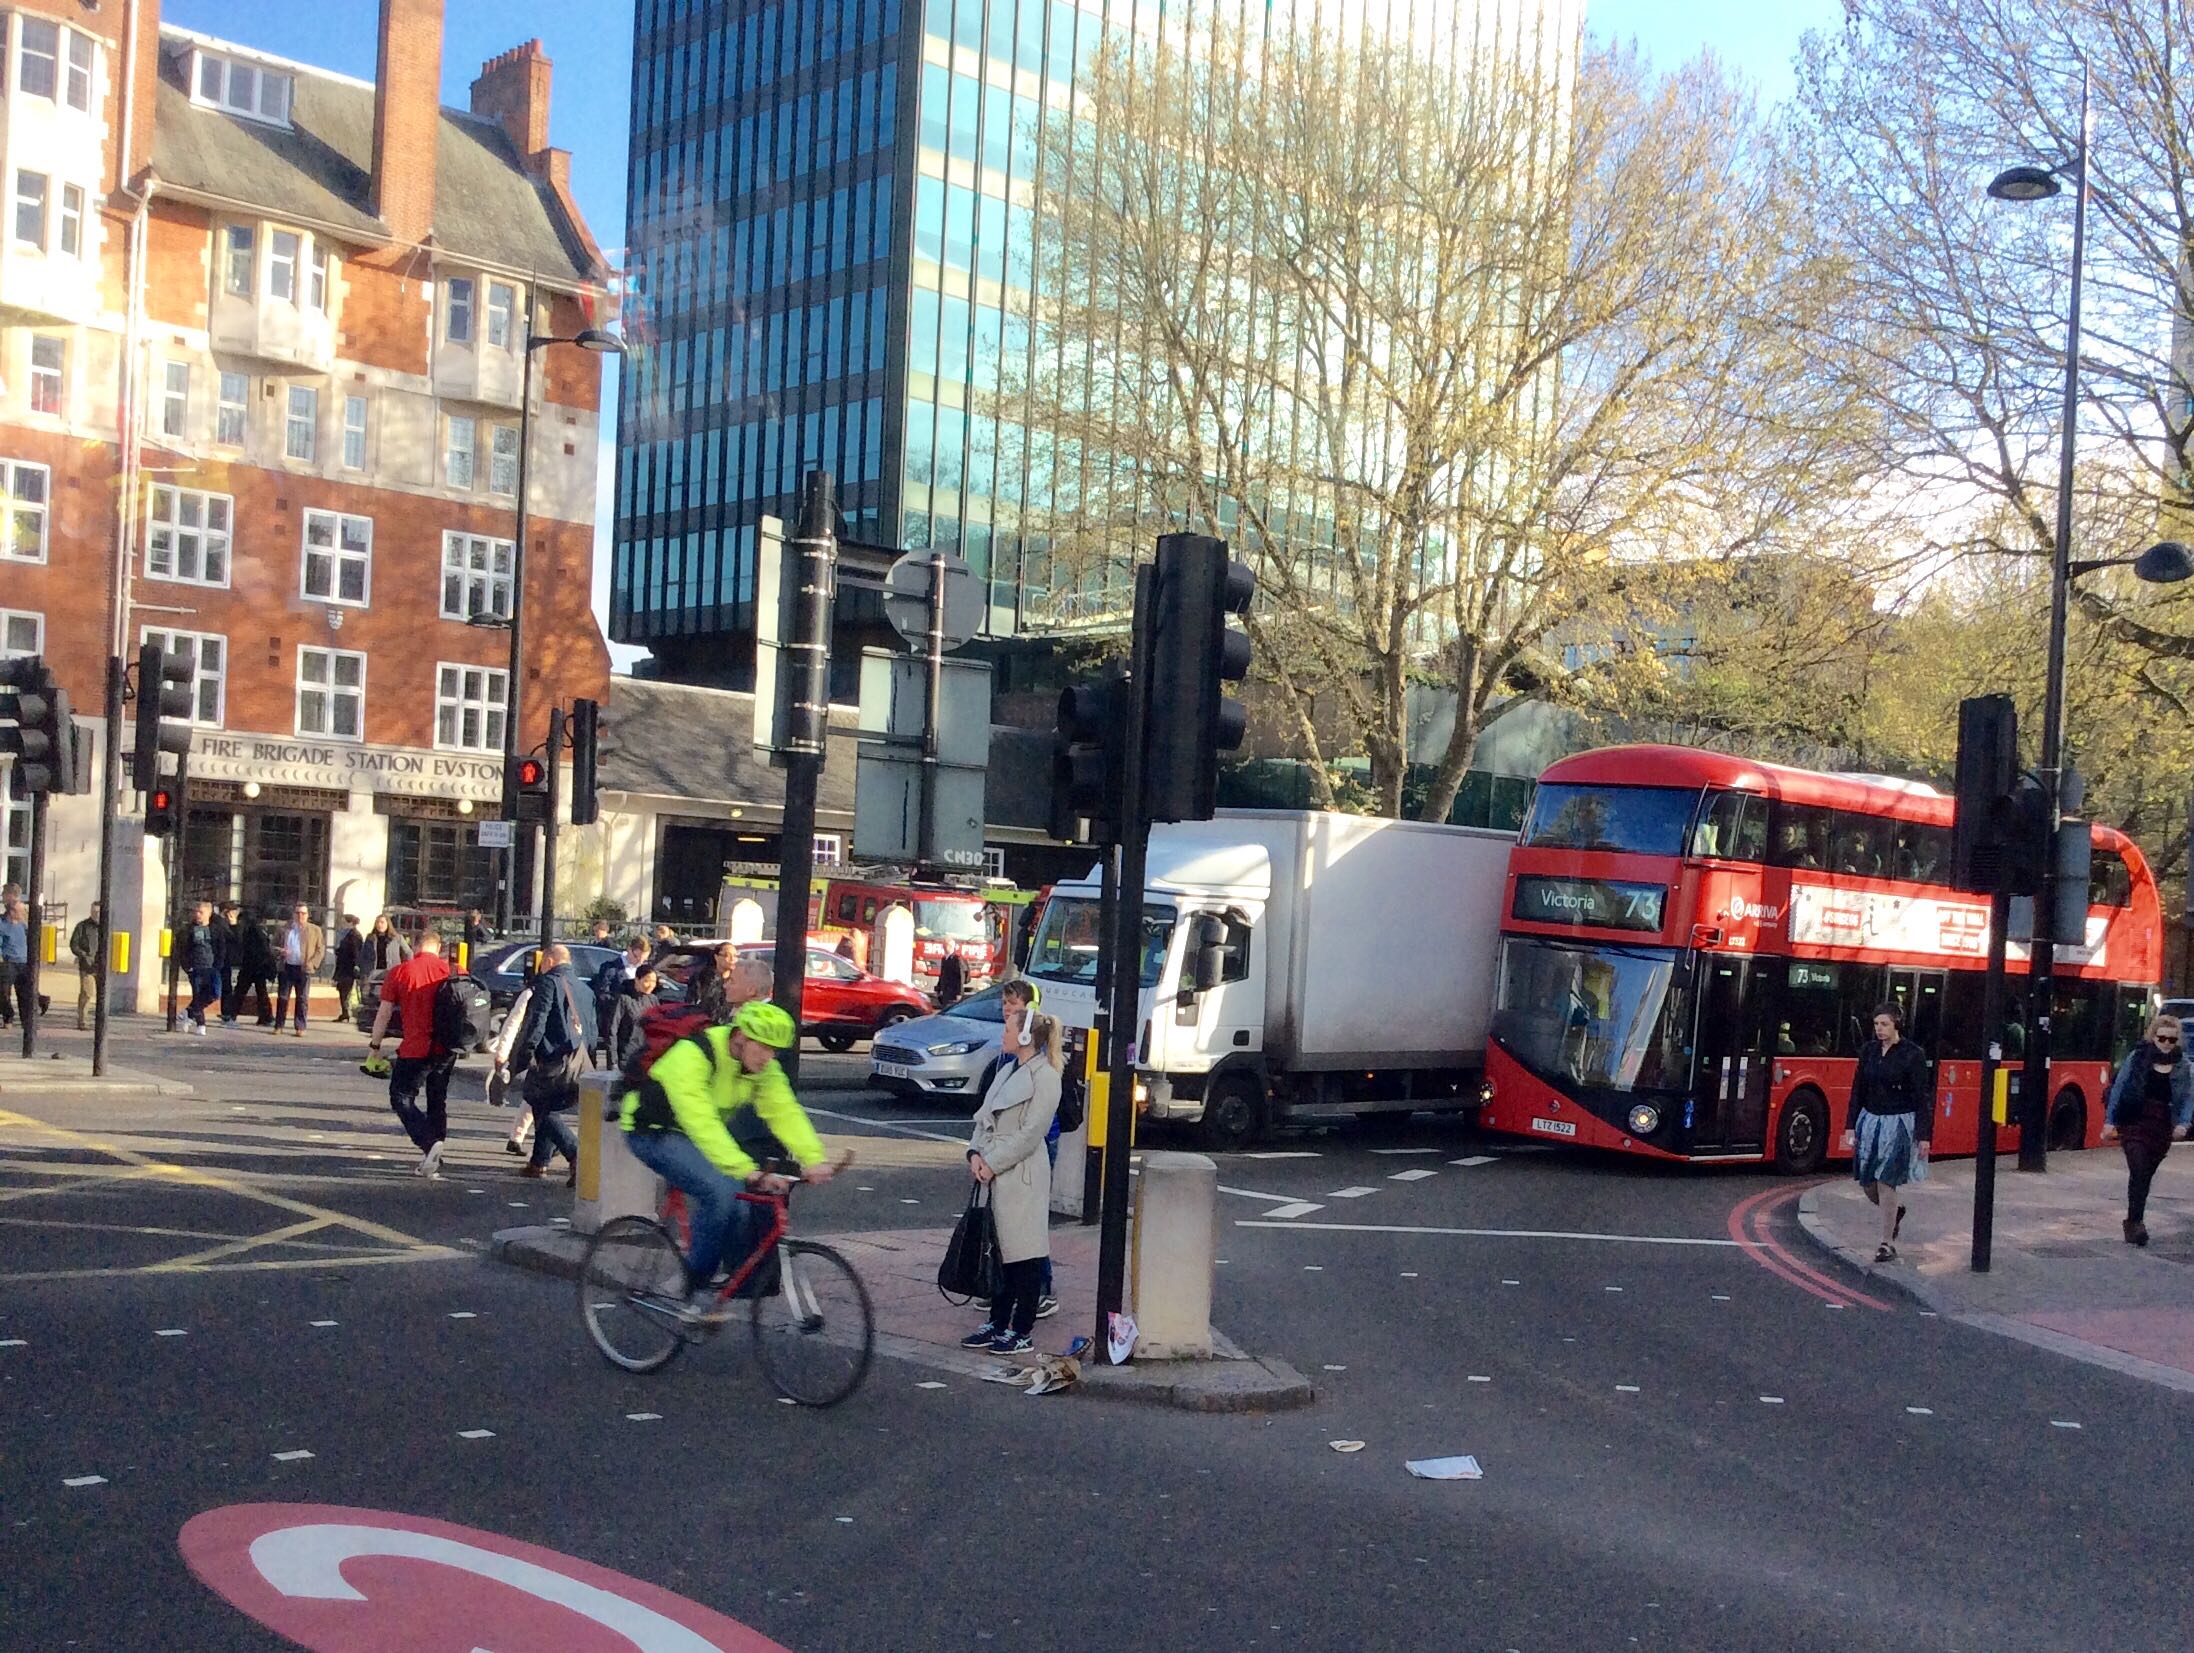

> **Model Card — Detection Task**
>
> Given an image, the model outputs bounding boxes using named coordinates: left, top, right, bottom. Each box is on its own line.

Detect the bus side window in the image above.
left=1779, top=960, right=1841, bottom=1056
left=1770, top=804, right=1831, bottom=871
left=2088, top=850, right=2131, bottom=909
left=1838, top=964, right=1886, bottom=1054
left=1690, top=791, right=1766, bottom=862
left=1894, top=821, right=1951, bottom=885
left=1830, top=812, right=1891, bottom=879
left=1937, top=971, right=1983, bottom=1059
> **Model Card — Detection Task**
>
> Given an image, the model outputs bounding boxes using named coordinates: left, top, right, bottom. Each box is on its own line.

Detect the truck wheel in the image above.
left=1197, top=1074, right=1264, bottom=1153
left=2048, top=1089, right=2086, bottom=1153
left=1773, top=1089, right=1828, bottom=1176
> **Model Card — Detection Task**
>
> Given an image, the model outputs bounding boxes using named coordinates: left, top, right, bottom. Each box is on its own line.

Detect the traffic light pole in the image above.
left=1095, top=563, right=1155, bottom=1357
left=18, top=788, right=44, bottom=1058
left=537, top=706, right=564, bottom=958
left=162, top=755, right=190, bottom=1034
left=92, top=654, right=123, bottom=1077
left=769, top=471, right=837, bottom=1087
left=1971, top=889, right=2013, bottom=1272
left=1082, top=842, right=1115, bottom=1225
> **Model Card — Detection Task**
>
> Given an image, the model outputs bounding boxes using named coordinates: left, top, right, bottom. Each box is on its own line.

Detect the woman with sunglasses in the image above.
left=2101, top=1013, right=2194, bottom=1246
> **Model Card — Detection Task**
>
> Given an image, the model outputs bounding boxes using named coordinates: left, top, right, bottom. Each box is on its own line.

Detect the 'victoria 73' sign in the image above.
left=1511, top=875, right=1667, bottom=933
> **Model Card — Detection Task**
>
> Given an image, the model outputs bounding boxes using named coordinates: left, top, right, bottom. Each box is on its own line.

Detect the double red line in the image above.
left=1727, top=1184, right=1893, bottom=1311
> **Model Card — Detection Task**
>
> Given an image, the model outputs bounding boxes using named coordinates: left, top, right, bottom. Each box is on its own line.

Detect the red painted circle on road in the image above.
left=180, top=1502, right=792, bottom=1653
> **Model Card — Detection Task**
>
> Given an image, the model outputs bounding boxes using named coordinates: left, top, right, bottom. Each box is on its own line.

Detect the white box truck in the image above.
left=1022, top=809, right=1513, bottom=1148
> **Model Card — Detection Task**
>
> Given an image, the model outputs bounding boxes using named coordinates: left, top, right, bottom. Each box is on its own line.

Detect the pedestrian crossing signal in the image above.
left=146, top=785, right=180, bottom=837
left=512, top=755, right=550, bottom=823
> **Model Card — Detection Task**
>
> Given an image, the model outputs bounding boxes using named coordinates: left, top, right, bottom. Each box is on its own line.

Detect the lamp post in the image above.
left=475, top=317, right=623, bottom=934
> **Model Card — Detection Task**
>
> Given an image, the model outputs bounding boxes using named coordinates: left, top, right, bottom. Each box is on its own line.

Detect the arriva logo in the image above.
left=1730, top=895, right=1782, bottom=923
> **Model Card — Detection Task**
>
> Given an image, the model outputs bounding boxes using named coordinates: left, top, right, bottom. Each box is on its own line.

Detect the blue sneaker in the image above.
left=989, top=1331, right=1033, bottom=1355
left=959, top=1323, right=1003, bottom=1349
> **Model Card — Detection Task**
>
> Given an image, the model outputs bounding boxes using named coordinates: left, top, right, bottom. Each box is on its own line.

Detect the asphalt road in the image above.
left=2, top=1025, right=2190, bottom=1651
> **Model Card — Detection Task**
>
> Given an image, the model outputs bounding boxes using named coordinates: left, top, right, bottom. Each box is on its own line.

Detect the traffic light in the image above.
left=1142, top=533, right=1256, bottom=823
left=132, top=642, right=195, bottom=793
left=145, top=782, right=181, bottom=838
left=569, top=696, right=600, bottom=826
left=1050, top=668, right=1127, bottom=843
left=512, top=753, right=550, bottom=822
left=0, top=657, right=72, bottom=796
left=1951, top=694, right=2019, bottom=892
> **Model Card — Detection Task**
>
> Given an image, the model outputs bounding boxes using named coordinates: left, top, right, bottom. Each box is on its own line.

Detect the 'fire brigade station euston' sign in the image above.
left=189, top=734, right=504, bottom=803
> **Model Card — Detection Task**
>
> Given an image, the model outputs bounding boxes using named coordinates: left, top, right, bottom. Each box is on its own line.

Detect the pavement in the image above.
left=0, top=1048, right=195, bottom=1097
left=1800, top=1143, right=2194, bottom=1393
left=494, top=1213, right=1315, bottom=1412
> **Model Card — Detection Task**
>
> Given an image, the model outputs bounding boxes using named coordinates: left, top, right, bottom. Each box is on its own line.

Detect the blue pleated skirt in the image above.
left=1853, top=1109, right=1926, bottom=1188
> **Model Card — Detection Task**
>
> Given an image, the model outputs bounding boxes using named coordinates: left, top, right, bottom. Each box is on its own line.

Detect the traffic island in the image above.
left=492, top=1217, right=1315, bottom=1413
left=1798, top=1150, right=2194, bottom=1394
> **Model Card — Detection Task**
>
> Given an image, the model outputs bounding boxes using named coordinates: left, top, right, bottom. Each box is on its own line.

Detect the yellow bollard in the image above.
left=1991, top=1068, right=2011, bottom=1126
left=39, top=923, right=55, bottom=964
left=456, top=940, right=469, bottom=971
left=111, top=932, right=131, bottom=974
left=159, top=926, right=173, bottom=959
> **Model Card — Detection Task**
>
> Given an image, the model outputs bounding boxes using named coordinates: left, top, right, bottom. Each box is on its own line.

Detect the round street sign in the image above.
left=180, top=1503, right=792, bottom=1653
left=882, top=550, right=984, bottom=651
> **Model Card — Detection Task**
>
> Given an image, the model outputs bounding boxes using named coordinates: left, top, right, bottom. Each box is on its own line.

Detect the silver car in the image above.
left=869, top=982, right=1008, bottom=1105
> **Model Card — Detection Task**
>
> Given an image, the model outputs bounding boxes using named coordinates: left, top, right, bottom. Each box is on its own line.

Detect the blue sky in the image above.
left=167, top=0, right=1845, bottom=656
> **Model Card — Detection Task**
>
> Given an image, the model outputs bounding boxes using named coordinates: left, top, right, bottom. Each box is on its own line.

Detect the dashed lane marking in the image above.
left=1328, top=1187, right=1379, bottom=1199
left=1260, top=1201, right=1322, bottom=1220
left=448, top=1311, right=478, bottom=1320
left=1242, top=1151, right=1321, bottom=1159
left=1761, top=1396, right=1785, bottom=1405
left=457, top=1429, right=496, bottom=1440
left=1387, top=1169, right=1438, bottom=1182
left=2051, top=1420, right=2082, bottom=1429
left=0, top=1337, right=26, bottom=1347
left=271, top=1450, right=314, bottom=1462
left=63, top=1475, right=105, bottom=1488
left=309, top=1320, right=337, bottom=1328
left=1615, top=1384, right=1641, bottom=1393
left=1905, top=1406, right=1933, bottom=1416
left=1367, top=1148, right=1438, bottom=1156
left=1236, top=1220, right=1740, bottom=1246
left=1450, top=1156, right=1498, bottom=1167
left=625, top=1412, right=661, bottom=1422
left=154, top=1328, right=187, bottom=1337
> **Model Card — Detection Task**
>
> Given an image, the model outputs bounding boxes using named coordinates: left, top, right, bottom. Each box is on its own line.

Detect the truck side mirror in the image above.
left=1189, top=913, right=1228, bottom=995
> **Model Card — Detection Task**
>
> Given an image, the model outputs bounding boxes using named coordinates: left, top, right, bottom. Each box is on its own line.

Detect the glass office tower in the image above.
left=611, top=0, right=1577, bottom=686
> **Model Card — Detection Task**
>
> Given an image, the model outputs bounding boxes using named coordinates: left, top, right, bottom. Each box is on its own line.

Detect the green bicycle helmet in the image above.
left=733, top=998, right=797, bottom=1049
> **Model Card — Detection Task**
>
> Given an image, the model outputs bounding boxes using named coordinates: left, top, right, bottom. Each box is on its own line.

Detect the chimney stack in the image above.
left=471, top=40, right=553, bottom=176
left=370, top=0, right=444, bottom=249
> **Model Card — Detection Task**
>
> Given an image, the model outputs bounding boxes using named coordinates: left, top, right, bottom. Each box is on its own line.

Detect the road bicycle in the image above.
left=578, top=1154, right=873, bottom=1407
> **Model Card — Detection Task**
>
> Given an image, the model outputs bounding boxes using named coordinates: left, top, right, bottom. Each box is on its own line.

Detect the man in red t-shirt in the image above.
left=368, top=929, right=456, bottom=1179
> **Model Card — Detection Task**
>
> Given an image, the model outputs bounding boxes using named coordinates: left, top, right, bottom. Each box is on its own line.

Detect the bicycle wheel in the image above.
left=579, top=1216, right=690, bottom=1374
left=749, top=1240, right=873, bottom=1407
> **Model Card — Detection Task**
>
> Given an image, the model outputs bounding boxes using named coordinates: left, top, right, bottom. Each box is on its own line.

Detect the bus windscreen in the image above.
left=1521, top=784, right=1697, bottom=857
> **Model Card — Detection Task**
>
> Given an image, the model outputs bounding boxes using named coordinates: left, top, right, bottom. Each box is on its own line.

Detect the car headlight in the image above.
left=1626, top=1103, right=1661, bottom=1136
left=926, top=1040, right=983, bottom=1057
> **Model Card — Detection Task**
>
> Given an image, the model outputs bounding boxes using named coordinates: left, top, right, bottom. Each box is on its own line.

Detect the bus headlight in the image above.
left=1627, top=1103, right=1661, bottom=1136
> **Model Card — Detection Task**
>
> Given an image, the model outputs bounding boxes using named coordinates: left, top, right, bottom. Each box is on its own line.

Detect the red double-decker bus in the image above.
left=1477, top=746, right=2162, bottom=1171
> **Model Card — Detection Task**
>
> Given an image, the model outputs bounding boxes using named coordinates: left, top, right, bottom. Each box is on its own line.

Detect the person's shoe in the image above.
left=565, top=1165, right=577, bottom=1189
left=420, top=1141, right=447, bottom=1181
left=292, top=1026, right=305, bottom=1038
left=1893, top=1205, right=1907, bottom=1240
left=681, top=1289, right=738, bottom=1325
left=504, top=1140, right=525, bottom=1156
left=988, top=1331, right=1034, bottom=1355
left=193, top=1023, right=208, bottom=1037
left=2128, top=1219, right=2150, bottom=1247
left=959, top=1323, right=1003, bottom=1349
left=1873, top=1242, right=1897, bottom=1264
left=1034, top=1295, right=1060, bottom=1320
left=517, top=1163, right=549, bottom=1179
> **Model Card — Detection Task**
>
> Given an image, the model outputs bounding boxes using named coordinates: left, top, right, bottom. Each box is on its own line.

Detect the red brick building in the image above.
left=0, top=1, right=611, bottom=1006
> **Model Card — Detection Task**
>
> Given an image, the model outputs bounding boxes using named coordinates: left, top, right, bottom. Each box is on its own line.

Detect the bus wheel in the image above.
left=1197, top=1074, right=1264, bottom=1153
left=2048, top=1090, right=2086, bottom=1153
left=1773, top=1090, right=1828, bottom=1176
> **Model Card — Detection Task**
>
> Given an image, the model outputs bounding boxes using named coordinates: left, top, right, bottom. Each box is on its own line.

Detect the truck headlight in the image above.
left=1627, top=1103, right=1660, bottom=1136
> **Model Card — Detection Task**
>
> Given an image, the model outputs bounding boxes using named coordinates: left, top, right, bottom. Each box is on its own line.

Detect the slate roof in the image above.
left=150, top=32, right=596, bottom=287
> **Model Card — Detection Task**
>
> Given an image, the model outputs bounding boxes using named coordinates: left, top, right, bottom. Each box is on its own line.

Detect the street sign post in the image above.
left=476, top=819, right=514, bottom=850
left=853, top=647, right=990, bottom=869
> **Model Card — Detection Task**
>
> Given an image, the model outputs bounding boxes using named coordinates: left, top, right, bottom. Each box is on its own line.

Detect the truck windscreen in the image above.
left=1025, top=897, right=1175, bottom=988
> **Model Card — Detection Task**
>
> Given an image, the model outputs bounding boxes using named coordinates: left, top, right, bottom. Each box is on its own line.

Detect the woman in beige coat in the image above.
left=958, top=1001, right=1062, bottom=1354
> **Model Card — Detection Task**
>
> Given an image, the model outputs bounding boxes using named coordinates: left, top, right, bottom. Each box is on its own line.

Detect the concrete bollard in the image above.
left=573, top=1072, right=663, bottom=1236
left=1130, top=1149, right=1218, bottom=1358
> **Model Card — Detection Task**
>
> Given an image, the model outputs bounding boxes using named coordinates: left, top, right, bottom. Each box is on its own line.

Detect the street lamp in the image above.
left=492, top=314, right=625, bottom=932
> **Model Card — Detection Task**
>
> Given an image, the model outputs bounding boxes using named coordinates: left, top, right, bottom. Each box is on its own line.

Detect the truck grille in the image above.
left=873, top=1044, right=925, bottom=1067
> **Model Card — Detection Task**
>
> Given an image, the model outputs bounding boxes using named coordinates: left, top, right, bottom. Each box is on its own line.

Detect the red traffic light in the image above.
left=145, top=785, right=180, bottom=838
left=514, top=756, right=547, bottom=791
left=150, top=787, right=173, bottom=809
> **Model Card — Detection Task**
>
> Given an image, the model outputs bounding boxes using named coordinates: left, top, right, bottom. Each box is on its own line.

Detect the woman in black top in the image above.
left=1842, top=1002, right=1931, bottom=1263
left=2102, top=1014, right=2194, bottom=1246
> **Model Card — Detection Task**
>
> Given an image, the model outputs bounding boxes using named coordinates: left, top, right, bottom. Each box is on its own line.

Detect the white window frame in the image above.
left=341, top=393, right=367, bottom=470
left=980, top=847, right=1008, bottom=881
left=444, top=414, right=475, bottom=489
left=160, top=361, right=189, bottom=439
left=296, top=646, right=365, bottom=741
left=439, top=530, right=514, bottom=623
left=0, top=609, right=43, bottom=658
left=489, top=424, right=520, bottom=496
left=300, top=508, right=372, bottom=607
left=137, top=625, right=226, bottom=728
left=813, top=832, right=844, bottom=866
left=58, top=183, right=81, bottom=257
left=63, top=30, right=92, bottom=112
left=191, top=50, right=292, bottom=127
left=433, top=662, right=508, bottom=754
left=222, top=225, right=254, bottom=297
left=216, top=371, right=248, bottom=446
left=13, top=170, right=47, bottom=249
left=18, top=18, right=57, bottom=100
left=445, top=276, right=475, bottom=344
left=27, top=337, right=61, bottom=415
left=285, top=384, right=316, bottom=462
left=486, top=282, right=516, bottom=349
left=308, top=243, right=329, bottom=310
left=143, top=483, right=233, bottom=587
left=268, top=229, right=299, bottom=301
left=1, top=460, right=49, bottom=563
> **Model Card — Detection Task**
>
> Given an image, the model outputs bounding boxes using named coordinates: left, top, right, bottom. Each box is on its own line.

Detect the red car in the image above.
left=737, top=943, right=932, bottom=1051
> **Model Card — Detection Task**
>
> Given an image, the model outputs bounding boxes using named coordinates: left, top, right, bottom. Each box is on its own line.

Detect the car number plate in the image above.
left=875, top=1062, right=912, bottom=1079
left=1530, top=1116, right=1577, bottom=1138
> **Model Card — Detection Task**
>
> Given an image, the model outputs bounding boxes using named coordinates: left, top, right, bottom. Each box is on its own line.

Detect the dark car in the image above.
left=469, top=941, right=629, bottom=1027
left=352, top=969, right=494, bottom=1052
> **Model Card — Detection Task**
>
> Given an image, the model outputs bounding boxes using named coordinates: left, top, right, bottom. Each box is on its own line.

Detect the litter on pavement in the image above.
left=1405, top=1455, right=1483, bottom=1480
left=1329, top=1440, right=1366, bottom=1453
left=978, top=1354, right=1080, bottom=1395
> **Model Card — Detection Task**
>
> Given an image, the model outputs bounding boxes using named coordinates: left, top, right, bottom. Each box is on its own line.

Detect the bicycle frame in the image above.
left=661, top=1185, right=791, bottom=1306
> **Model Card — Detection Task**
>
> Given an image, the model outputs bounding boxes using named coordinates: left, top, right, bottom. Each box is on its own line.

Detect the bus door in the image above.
left=1884, top=967, right=1946, bottom=1125
left=1691, top=956, right=1768, bottom=1153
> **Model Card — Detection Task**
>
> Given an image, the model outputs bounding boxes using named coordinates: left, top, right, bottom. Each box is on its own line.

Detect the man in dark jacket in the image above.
left=511, top=945, right=599, bottom=1182
left=213, top=900, right=241, bottom=1023
left=234, top=910, right=276, bottom=1026
left=607, top=965, right=662, bottom=1070
left=332, top=915, right=365, bottom=1023
left=183, top=901, right=220, bottom=1033
left=593, top=936, right=650, bottom=1052
left=69, top=903, right=102, bottom=1030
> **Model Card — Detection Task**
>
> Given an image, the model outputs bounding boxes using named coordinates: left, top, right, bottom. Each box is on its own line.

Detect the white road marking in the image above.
left=1604, top=1286, right=1625, bottom=1293
left=1824, top=1303, right=1847, bottom=1311
left=63, top=1475, right=105, bottom=1487
left=1260, top=1201, right=1322, bottom=1220
left=457, top=1429, right=496, bottom=1440
left=1400, top=1271, right=1419, bottom=1278
left=1303, top=1264, right=1324, bottom=1271
left=1368, top=1148, right=1437, bottom=1156
left=809, top=1107, right=967, bottom=1147
left=1450, top=1156, right=1498, bottom=1167
left=272, top=1449, right=315, bottom=1462
left=1243, top=1151, right=1321, bottom=1159
left=916, top=1381, right=947, bottom=1390
left=155, top=1328, right=187, bottom=1337
left=1905, top=1406, right=1933, bottom=1416
left=900, top=1198, right=920, bottom=1205
left=1501, top=1279, right=1520, bottom=1286
left=777, top=1397, right=798, bottom=1405
left=448, top=1311, right=478, bottom=1319
left=1322, top=1364, right=1347, bottom=1371
left=1328, top=1187, right=1379, bottom=1199
left=507, top=1201, right=527, bottom=1209
left=835, top=1515, right=854, bottom=1523
left=0, top=1337, right=24, bottom=1347
left=1467, top=1375, right=1491, bottom=1384
left=309, top=1320, right=338, bottom=1328
left=1615, top=1384, right=1641, bottom=1393
left=1234, top=1220, right=1740, bottom=1247
left=1760, top=1396, right=1785, bottom=1405
left=2050, top=1420, right=2082, bottom=1429
left=1712, top=1294, right=1732, bottom=1301
left=626, top=1412, right=661, bottom=1422
left=550, top=1217, right=570, bottom=1227
left=1218, top=1183, right=1302, bottom=1204
left=856, top=1185, right=876, bottom=1192
left=1387, top=1169, right=1438, bottom=1182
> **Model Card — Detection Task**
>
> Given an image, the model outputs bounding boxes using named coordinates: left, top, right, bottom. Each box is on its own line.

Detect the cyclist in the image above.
left=619, top=998, right=835, bottom=1316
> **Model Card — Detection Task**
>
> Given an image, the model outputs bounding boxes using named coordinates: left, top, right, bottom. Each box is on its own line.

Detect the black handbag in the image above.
left=937, top=1183, right=1004, bottom=1305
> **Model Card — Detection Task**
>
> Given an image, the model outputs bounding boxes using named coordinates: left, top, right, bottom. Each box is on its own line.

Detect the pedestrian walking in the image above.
left=366, top=913, right=410, bottom=977
left=366, top=930, right=459, bottom=1179
left=510, top=943, right=597, bottom=1182
left=273, top=902, right=325, bottom=1035
left=229, top=908, right=274, bottom=1025
left=181, top=900, right=220, bottom=1034
left=213, top=901, right=242, bottom=1022
left=488, top=954, right=540, bottom=1154
left=935, top=947, right=966, bottom=1007
left=648, top=922, right=680, bottom=967
left=606, top=964, right=663, bottom=1069
left=1840, top=1001, right=1931, bottom=1263
left=332, top=915, right=365, bottom=1023
left=464, top=907, right=492, bottom=964
left=69, top=902, right=103, bottom=1030
left=958, top=997, right=1063, bottom=1354
left=0, top=896, right=29, bottom=1032
left=594, top=935, right=650, bottom=1050
left=2101, top=1013, right=2194, bottom=1247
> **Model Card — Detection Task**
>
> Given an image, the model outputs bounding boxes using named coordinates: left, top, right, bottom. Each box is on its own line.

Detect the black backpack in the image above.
left=430, top=977, right=471, bottom=1057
